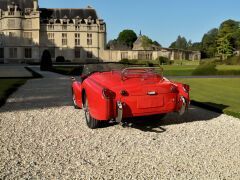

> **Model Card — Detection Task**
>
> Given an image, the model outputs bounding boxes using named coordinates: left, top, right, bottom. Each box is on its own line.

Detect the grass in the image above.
left=172, top=78, right=240, bottom=119
left=53, top=60, right=240, bottom=76
left=162, top=65, right=197, bottom=76
left=0, top=79, right=27, bottom=107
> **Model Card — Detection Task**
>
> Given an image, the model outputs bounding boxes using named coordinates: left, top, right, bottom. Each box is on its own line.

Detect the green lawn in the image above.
left=0, top=79, right=27, bottom=107
left=162, top=65, right=197, bottom=76
left=172, top=78, right=240, bottom=118
left=162, top=65, right=240, bottom=76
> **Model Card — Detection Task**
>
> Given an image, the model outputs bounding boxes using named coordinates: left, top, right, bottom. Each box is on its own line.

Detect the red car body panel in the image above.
left=72, top=68, right=190, bottom=121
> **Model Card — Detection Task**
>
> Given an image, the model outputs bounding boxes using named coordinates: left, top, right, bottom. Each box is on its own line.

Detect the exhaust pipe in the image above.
left=71, top=77, right=76, bottom=82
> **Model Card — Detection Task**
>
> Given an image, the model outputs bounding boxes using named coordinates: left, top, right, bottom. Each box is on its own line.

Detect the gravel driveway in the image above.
left=1, top=68, right=240, bottom=179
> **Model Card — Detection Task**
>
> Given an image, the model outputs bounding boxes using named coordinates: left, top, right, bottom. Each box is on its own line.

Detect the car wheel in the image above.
left=84, top=98, right=100, bottom=129
left=72, top=90, right=80, bottom=109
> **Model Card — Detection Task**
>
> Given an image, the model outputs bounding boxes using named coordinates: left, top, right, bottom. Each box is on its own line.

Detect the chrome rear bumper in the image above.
left=178, top=96, right=187, bottom=115
left=116, top=101, right=123, bottom=123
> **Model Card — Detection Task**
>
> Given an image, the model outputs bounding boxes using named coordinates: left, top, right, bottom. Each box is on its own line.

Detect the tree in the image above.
left=117, top=29, right=137, bottom=48
left=217, top=36, right=234, bottom=60
left=141, top=35, right=153, bottom=49
left=169, top=35, right=188, bottom=50
left=188, top=42, right=202, bottom=51
left=218, top=19, right=240, bottom=50
left=153, top=41, right=162, bottom=47
left=201, top=28, right=218, bottom=58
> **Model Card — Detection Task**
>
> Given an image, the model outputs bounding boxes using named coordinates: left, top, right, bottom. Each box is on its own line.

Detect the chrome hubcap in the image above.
left=84, top=101, right=90, bottom=123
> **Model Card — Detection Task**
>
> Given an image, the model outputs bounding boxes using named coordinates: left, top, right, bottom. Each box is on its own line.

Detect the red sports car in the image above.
left=72, top=63, right=190, bottom=129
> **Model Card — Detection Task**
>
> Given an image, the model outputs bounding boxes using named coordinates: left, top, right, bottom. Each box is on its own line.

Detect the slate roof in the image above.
left=39, top=8, right=98, bottom=20
left=0, top=0, right=99, bottom=20
left=0, top=0, right=34, bottom=10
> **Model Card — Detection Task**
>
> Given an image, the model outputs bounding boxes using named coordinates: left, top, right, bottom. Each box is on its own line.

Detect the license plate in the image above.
left=137, top=96, right=164, bottom=109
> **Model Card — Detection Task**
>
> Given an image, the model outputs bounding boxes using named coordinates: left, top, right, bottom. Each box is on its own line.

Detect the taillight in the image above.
left=183, top=84, right=190, bottom=93
left=102, top=88, right=116, bottom=99
left=170, top=85, right=178, bottom=93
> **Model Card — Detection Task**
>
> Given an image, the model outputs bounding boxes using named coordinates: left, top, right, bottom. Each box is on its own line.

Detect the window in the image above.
left=75, top=47, right=81, bottom=58
left=62, top=33, right=67, bottom=46
left=48, top=33, right=55, bottom=44
left=87, top=51, right=92, bottom=58
left=87, top=26, right=92, bottom=30
left=0, top=33, right=3, bottom=46
left=0, top=48, right=4, bottom=58
left=23, top=32, right=32, bottom=39
left=9, top=48, right=17, bottom=58
left=8, top=19, right=15, bottom=28
left=24, top=20, right=32, bottom=29
left=23, top=32, right=32, bottom=44
left=62, top=25, right=67, bottom=31
left=75, top=33, right=80, bottom=46
left=75, top=25, right=80, bottom=31
left=9, top=32, right=15, bottom=37
left=100, top=25, right=104, bottom=30
left=121, top=52, right=128, bottom=60
left=47, top=25, right=54, bottom=30
left=24, top=48, right=32, bottom=58
left=87, top=33, right=92, bottom=45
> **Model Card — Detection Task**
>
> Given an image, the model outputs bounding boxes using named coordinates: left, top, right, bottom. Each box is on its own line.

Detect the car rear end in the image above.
left=102, top=68, right=190, bottom=122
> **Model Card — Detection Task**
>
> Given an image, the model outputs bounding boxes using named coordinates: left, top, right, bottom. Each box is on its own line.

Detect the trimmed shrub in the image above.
left=192, top=63, right=217, bottom=75
left=156, top=56, right=172, bottom=65
left=224, top=56, right=240, bottom=65
left=40, top=50, right=52, bottom=71
left=146, top=62, right=154, bottom=67
left=119, top=59, right=130, bottom=64
left=56, top=56, right=65, bottom=63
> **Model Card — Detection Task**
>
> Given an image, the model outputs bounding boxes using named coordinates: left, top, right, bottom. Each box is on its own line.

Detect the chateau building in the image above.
left=0, top=0, right=200, bottom=63
left=0, top=0, right=106, bottom=63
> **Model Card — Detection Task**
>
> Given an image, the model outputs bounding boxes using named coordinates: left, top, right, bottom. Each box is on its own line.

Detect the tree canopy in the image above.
left=117, top=29, right=137, bottom=48
left=169, top=35, right=188, bottom=49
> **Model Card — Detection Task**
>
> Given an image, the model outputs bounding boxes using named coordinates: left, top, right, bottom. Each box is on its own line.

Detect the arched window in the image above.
left=55, top=19, right=61, bottom=24
left=81, top=19, right=86, bottom=24
left=69, top=19, right=74, bottom=24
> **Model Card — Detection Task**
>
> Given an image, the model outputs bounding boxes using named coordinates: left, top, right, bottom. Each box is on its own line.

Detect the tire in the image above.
left=158, top=113, right=166, bottom=119
left=72, top=90, right=80, bottom=109
left=84, top=97, right=100, bottom=129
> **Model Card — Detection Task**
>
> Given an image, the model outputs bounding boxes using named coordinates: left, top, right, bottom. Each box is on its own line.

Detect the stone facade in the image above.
left=100, top=48, right=201, bottom=62
left=101, top=35, right=201, bottom=62
left=0, top=0, right=106, bottom=63
left=0, top=0, right=200, bottom=64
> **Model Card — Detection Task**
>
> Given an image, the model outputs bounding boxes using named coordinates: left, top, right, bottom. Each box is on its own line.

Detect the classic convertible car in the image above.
left=72, top=63, right=190, bottom=129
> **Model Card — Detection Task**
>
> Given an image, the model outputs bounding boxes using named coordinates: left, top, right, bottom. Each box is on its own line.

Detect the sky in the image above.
left=39, top=0, right=240, bottom=47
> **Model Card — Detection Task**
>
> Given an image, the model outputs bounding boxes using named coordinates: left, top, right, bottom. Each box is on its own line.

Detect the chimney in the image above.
left=14, top=4, right=18, bottom=12
left=33, top=0, right=38, bottom=11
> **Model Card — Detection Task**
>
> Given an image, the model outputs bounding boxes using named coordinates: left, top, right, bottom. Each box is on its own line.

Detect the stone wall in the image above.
left=100, top=49, right=201, bottom=62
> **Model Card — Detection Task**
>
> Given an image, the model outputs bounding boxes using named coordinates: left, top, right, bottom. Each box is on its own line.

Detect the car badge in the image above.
left=147, top=91, right=157, bottom=95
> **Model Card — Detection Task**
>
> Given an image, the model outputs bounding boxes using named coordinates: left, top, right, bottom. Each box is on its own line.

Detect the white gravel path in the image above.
left=0, top=68, right=240, bottom=179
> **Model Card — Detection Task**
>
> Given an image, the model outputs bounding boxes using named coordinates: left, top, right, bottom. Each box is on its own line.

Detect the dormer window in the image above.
left=87, top=16, right=92, bottom=25
left=81, top=19, right=86, bottom=24
left=63, top=20, right=67, bottom=24
left=55, top=19, right=61, bottom=24
left=49, top=19, right=54, bottom=24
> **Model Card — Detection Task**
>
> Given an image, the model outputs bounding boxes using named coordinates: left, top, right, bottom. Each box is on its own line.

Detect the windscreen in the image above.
left=82, top=63, right=127, bottom=76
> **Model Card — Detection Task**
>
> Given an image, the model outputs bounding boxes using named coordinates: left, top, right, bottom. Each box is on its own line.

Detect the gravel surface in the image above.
left=1, top=68, right=240, bottom=179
